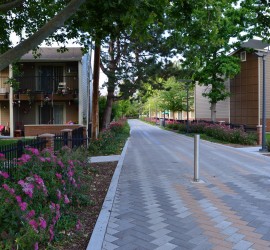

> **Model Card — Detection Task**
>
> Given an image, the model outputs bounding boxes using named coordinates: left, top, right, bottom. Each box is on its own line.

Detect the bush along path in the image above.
left=0, top=118, right=130, bottom=249
left=145, top=119, right=257, bottom=146
left=89, top=118, right=130, bottom=156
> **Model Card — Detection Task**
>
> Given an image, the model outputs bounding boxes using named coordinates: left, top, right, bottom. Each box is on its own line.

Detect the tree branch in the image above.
left=0, top=0, right=24, bottom=12
left=0, top=0, right=86, bottom=71
left=100, top=60, right=109, bottom=76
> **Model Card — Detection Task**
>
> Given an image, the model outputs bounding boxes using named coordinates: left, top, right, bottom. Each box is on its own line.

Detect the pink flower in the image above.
left=29, top=219, right=38, bottom=232
left=18, top=180, right=34, bottom=198
left=45, top=157, right=51, bottom=162
left=39, top=217, right=47, bottom=229
left=19, top=202, right=27, bottom=211
left=63, top=194, right=70, bottom=204
left=0, top=153, right=5, bottom=158
left=68, top=170, right=74, bottom=177
left=34, top=242, right=39, bottom=250
left=2, top=183, right=10, bottom=192
left=19, top=154, right=31, bottom=163
left=55, top=173, right=62, bottom=180
left=49, top=202, right=56, bottom=211
left=26, top=147, right=39, bottom=156
left=34, top=174, right=48, bottom=195
left=56, top=189, right=61, bottom=200
left=27, top=210, right=35, bottom=219
left=76, top=220, right=82, bottom=230
left=18, top=180, right=24, bottom=185
left=0, top=171, right=9, bottom=179
left=16, top=196, right=22, bottom=203
left=49, top=225, right=54, bottom=241
left=38, top=157, right=45, bottom=162
left=57, top=160, right=64, bottom=168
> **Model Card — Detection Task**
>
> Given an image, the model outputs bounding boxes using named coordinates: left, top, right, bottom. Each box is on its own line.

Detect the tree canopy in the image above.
left=1, top=0, right=270, bottom=124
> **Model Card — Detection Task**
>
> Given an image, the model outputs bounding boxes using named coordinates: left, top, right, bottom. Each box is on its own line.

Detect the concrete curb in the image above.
left=86, top=138, right=130, bottom=250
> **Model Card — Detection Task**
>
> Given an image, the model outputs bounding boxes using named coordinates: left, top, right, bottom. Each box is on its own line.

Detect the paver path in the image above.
left=102, top=119, right=270, bottom=250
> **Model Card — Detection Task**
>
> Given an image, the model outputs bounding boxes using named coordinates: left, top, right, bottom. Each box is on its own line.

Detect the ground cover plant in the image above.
left=89, top=118, right=130, bottom=156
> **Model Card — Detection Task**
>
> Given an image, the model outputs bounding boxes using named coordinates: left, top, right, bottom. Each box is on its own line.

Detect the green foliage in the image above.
left=171, top=0, right=242, bottom=119
left=0, top=146, right=89, bottom=249
left=89, top=119, right=130, bottom=156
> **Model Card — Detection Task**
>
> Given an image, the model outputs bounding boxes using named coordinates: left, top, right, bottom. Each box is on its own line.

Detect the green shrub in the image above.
left=89, top=119, right=130, bottom=156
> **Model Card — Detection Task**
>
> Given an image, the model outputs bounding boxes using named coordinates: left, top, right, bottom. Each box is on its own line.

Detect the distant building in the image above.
left=194, top=82, right=230, bottom=122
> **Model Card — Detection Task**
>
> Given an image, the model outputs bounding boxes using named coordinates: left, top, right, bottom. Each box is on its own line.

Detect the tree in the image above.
left=0, top=0, right=86, bottom=71
left=70, top=0, right=174, bottom=129
left=236, top=0, right=270, bottom=43
left=170, top=0, right=242, bottom=122
left=158, top=78, right=193, bottom=120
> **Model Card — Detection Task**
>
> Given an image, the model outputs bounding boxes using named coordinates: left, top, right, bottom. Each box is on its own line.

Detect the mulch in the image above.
left=54, top=161, right=118, bottom=250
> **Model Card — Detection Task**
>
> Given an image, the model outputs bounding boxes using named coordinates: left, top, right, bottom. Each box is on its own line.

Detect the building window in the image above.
left=37, top=66, right=64, bottom=92
left=39, top=104, right=64, bottom=124
left=240, top=51, right=246, bottom=62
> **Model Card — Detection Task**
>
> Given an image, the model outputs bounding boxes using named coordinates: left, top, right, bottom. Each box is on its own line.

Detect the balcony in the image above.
left=12, top=76, right=78, bottom=102
left=0, top=77, right=9, bottom=100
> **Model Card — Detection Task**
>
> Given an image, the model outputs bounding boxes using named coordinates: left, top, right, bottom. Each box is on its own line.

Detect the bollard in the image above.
left=194, top=134, right=200, bottom=182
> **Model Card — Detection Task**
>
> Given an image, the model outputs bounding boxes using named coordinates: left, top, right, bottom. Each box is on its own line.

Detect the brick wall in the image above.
left=24, top=125, right=85, bottom=136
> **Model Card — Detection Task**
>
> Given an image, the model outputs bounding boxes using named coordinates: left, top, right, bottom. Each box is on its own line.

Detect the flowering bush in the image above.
left=0, top=146, right=88, bottom=249
left=89, top=119, right=130, bottom=156
left=141, top=117, right=157, bottom=125
left=167, top=122, right=257, bottom=145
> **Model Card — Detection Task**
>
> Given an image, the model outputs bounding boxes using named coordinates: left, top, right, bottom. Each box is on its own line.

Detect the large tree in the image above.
left=71, top=0, right=173, bottom=129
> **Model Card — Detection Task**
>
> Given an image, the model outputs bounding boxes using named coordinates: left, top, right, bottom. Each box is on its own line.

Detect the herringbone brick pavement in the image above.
left=102, top=120, right=270, bottom=250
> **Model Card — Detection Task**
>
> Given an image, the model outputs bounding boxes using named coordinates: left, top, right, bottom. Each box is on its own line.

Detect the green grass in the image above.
left=0, top=138, right=33, bottom=146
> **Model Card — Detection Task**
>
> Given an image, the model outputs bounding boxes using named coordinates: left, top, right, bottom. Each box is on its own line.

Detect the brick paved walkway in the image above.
left=101, top=120, right=270, bottom=250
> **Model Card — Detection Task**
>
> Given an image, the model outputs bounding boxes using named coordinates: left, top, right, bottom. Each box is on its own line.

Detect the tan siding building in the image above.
left=194, top=83, right=230, bottom=122
left=0, top=48, right=92, bottom=137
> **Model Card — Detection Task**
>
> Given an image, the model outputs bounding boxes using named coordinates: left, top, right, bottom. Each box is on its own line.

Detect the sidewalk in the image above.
left=87, top=120, right=270, bottom=250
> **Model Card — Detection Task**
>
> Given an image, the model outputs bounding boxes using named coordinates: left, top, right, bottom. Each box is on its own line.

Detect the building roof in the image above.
left=20, top=47, right=85, bottom=62
left=241, top=39, right=270, bottom=50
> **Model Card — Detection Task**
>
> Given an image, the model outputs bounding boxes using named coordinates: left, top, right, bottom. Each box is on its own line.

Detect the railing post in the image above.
left=38, top=134, right=55, bottom=151
left=17, top=140, right=24, bottom=158
left=61, top=129, right=72, bottom=148
left=194, top=134, right=200, bottom=182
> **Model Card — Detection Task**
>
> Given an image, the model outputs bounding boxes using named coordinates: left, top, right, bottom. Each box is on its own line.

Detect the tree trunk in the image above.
left=91, top=43, right=100, bottom=139
left=102, top=89, right=114, bottom=129
left=210, top=102, right=217, bottom=122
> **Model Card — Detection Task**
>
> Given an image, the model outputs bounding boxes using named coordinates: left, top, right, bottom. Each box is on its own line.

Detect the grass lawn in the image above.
left=0, top=138, right=35, bottom=147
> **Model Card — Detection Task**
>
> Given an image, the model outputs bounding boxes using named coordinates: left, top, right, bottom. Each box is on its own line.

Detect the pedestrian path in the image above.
left=88, top=120, right=270, bottom=250
left=89, top=155, right=121, bottom=163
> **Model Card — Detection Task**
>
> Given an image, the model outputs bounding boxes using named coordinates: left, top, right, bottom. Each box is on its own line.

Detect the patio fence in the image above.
left=0, top=127, right=87, bottom=178
left=54, top=126, right=86, bottom=151
left=0, top=137, right=47, bottom=176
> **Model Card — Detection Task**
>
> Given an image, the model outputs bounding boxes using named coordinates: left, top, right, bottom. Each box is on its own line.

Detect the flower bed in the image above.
left=166, top=122, right=257, bottom=145
left=89, top=119, right=130, bottom=156
left=0, top=146, right=89, bottom=249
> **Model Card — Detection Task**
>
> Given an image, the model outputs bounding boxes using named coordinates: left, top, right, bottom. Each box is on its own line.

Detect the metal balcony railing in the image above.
left=14, top=76, right=78, bottom=94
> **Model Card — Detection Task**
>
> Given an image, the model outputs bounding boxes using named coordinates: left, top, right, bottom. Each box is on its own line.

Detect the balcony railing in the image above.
left=0, top=77, right=9, bottom=93
left=14, top=76, right=78, bottom=94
